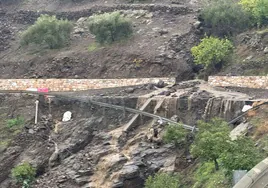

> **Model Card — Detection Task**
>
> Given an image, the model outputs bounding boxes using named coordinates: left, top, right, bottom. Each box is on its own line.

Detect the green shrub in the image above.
left=6, top=117, right=24, bottom=129
left=201, top=0, right=253, bottom=36
left=193, top=162, right=231, bottom=188
left=88, top=11, right=133, bottom=44
left=190, top=119, right=231, bottom=170
left=11, top=162, right=36, bottom=188
left=21, top=14, right=73, bottom=49
left=163, top=123, right=187, bottom=147
left=191, top=36, right=233, bottom=70
left=145, top=172, right=181, bottom=188
left=239, top=0, right=268, bottom=26
left=221, top=136, right=264, bottom=172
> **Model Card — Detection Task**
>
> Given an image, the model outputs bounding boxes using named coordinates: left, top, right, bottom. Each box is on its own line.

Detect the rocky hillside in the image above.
left=0, top=0, right=267, bottom=188
left=0, top=0, right=203, bottom=82
left=0, top=81, right=257, bottom=188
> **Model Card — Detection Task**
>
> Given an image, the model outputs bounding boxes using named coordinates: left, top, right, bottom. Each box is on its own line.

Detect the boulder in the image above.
left=156, top=80, right=166, bottom=88
left=264, top=47, right=268, bottom=54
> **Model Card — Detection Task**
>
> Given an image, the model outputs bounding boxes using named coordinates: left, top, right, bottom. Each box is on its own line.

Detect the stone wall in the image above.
left=9, top=4, right=192, bottom=24
left=0, top=77, right=175, bottom=92
left=208, top=76, right=268, bottom=89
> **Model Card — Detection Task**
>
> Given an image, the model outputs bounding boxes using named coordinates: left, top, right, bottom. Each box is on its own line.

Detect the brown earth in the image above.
left=0, top=0, right=201, bottom=81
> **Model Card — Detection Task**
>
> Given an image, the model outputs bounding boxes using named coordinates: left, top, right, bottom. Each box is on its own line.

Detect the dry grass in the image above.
left=254, top=121, right=268, bottom=139
left=249, top=105, right=268, bottom=139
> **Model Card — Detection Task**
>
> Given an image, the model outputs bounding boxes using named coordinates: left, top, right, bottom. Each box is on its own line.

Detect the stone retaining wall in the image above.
left=208, top=76, right=268, bottom=89
left=9, top=4, right=192, bottom=24
left=0, top=78, right=175, bottom=92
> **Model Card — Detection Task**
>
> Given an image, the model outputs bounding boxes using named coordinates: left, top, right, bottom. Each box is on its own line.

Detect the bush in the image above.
left=191, top=36, right=233, bottom=71
left=239, top=0, right=268, bottom=26
left=163, top=123, right=187, bottom=147
left=21, top=14, right=73, bottom=49
left=193, top=162, right=231, bottom=188
left=6, top=116, right=24, bottom=128
left=88, top=11, right=133, bottom=44
left=145, top=172, right=181, bottom=188
left=221, top=136, right=264, bottom=172
left=201, top=0, right=253, bottom=36
left=11, top=162, right=36, bottom=188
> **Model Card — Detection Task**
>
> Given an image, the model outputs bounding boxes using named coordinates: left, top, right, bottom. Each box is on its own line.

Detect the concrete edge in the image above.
left=233, top=158, right=268, bottom=188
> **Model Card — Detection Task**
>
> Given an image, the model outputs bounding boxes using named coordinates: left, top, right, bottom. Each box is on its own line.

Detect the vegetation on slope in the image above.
left=21, top=14, right=73, bottom=49
left=145, top=172, right=181, bottom=188
left=88, top=11, right=133, bottom=44
left=11, top=162, right=36, bottom=188
left=157, top=118, right=265, bottom=187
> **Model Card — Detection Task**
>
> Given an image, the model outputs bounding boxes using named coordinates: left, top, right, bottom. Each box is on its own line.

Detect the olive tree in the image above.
left=88, top=11, right=133, bottom=44
left=21, top=14, right=73, bottom=49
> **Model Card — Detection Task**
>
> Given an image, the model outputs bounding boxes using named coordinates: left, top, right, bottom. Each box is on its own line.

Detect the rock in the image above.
left=158, top=91, right=165, bottom=95
left=156, top=80, right=166, bottom=88
left=57, top=175, right=67, bottom=183
left=75, top=176, right=90, bottom=186
left=158, top=90, right=171, bottom=96
left=119, top=164, right=139, bottom=179
left=243, top=55, right=253, bottom=62
left=78, top=169, right=93, bottom=176
left=144, top=12, right=153, bottom=19
left=246, top=55, right=253, bottom=60
left=168, top=88, right=176, bottom=93
left=72, top=163, right=81, bottom=170
left=193, top=21, right=201, bottom=29
left=49, top=150, right=60, bottom=168
left=145, top=83, right=155, bottom=90
left=164, top=91, right=171, bottom=96
left=264, top=47, right=268, bottom=54
left=125, top=88, right=135, bottom=93
left=112, top=180, right=124, bottom=188
left=77, top=17, right=87, bottom=25
left=159, top=29, right=168, bottom=36
left=170, top=115, right=179, bottom=122
left=28, top=129, right=34, bottom=134
left=73, top=28, right=85, bottom=34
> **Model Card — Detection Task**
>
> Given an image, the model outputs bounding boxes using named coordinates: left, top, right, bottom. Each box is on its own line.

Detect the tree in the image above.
left=201, top=0, right=253, bottom=36
left=11, top=162, right=36, bottom=188
left=190, top=118, right=231, bottom=170
left=88, top=11, right=133, bottom=44
left=163, top=123, right=187, bottom=147
left=21, top=14, right=73, bottom=49
left=145, top=172, right=181, bottom=188
left=191, top=36, right=233, bottom=71
left=221, top=136, right=264, bottom=172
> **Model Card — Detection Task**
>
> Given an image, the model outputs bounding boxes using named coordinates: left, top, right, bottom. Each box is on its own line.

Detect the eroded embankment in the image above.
left=0, top=83, right=255, bottom=187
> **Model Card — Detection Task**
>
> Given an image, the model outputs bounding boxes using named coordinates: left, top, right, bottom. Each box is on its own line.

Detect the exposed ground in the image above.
left=0, top=0, right=201, bottom=81
left=0, top=0, right=268, bottom=187
left=0, top=80, right=260, bottom=188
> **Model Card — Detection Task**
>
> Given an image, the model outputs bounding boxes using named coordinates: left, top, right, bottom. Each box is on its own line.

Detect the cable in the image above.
left=228, top=101, right=268, bottom=125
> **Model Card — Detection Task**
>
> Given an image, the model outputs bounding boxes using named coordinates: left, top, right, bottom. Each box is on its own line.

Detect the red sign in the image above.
left=38, top=88, right=49, bottom=93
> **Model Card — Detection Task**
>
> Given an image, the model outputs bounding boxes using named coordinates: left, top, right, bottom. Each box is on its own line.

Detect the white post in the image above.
left=35, top=100, right=39, bottom=124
